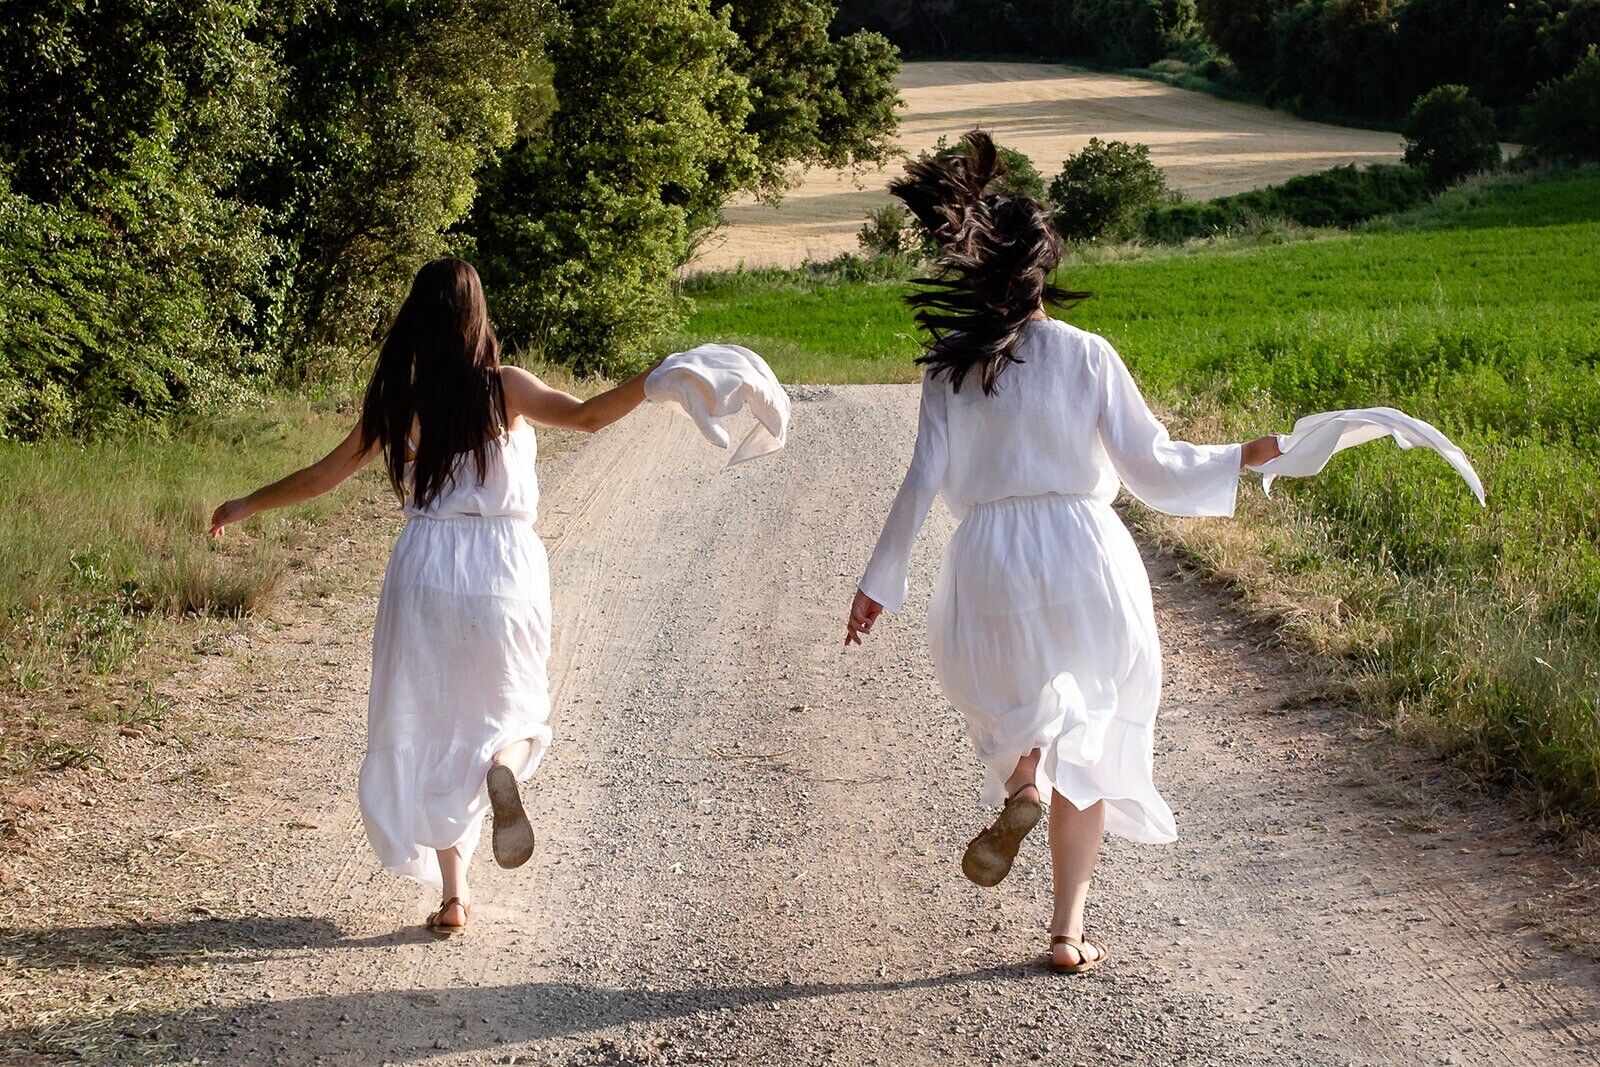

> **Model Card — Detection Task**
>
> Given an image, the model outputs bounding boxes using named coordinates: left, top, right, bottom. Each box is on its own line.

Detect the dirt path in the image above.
left=6, top=387, right=1600, bottom=1064
left=697, top=61, right=1404, bottom=272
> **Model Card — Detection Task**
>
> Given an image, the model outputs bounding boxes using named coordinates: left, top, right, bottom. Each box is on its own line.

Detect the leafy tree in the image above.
left=1402, top=85, right=1501, bottom=187
left=248, top=0, right=556, bottom=381
left=0, top=0, right=278, bottom=438
left=1050, top=138, right=1169, bottom=242
left=1519, top=49, right=1600, bottom=162
left=719, top=0, right=900, bottom=197
left=468, top=0, right=761, bottom=374
left=1055, top=0, right=1198, bottom=68
left=1195, top=0, right=1286, bottom=80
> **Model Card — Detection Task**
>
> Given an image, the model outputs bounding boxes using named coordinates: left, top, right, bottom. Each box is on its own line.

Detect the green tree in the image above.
left=468, top=0, right=761, bottom=374
left=719, top=0, right=900, bottom=196
left=0, top=0, right=279, bottom=438
left=1049, top=138, right=1169, bottom=242
left=248, top=0, right=556, bottom=381
left=1519, top=49, right=1600, bottom=162
left=1055, top=0, right=1198, bottom=67
left=1402, top=84, right=1501, bottom=187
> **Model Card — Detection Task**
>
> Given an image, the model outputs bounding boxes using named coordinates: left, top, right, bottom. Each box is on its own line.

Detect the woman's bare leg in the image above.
left=434, top=846, right=469, bottom=926
left=1005, top=748, right=1042, bottom=800
left=492, top=738, right=534, bottom=774
left=1048, top=794, right=1105, bottom=966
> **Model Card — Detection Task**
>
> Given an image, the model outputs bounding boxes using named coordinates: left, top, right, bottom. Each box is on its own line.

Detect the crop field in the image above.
left=682, top=172, right=1600, bottom=821
left=699, top=60, right=1403, bottom=272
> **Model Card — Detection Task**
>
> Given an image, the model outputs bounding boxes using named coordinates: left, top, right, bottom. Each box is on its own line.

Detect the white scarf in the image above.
left=645, top=343, right=790, bottom=466
left=1248, top=407, right=1486, bottom=506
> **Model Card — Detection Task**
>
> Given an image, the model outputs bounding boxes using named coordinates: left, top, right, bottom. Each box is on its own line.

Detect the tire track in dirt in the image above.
left=6, top=387, right=1598, bottom=1065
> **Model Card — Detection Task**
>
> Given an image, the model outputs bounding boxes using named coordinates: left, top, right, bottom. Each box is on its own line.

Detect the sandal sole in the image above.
left=487, top=764, right=535, bottom=869
left=961, top=796, right=1042, bottom=887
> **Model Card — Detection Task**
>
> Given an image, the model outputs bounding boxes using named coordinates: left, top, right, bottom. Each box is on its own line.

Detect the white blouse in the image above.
left=859, top=319, right=1242, bottom=612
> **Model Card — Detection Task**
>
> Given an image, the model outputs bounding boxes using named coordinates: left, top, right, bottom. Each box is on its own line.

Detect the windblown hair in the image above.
left=360, top=257, right=507, bottom=510
left=891, top=130, right=1087, bottom=394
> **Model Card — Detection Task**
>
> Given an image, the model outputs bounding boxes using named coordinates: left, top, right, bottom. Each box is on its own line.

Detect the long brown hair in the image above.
left=360, top=257, right=507, bottom=510
left=891, top=131, right=1088, bottom=394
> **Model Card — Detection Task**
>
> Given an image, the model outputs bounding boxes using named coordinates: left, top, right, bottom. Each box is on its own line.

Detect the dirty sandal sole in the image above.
left=487, top=764, right=535, bottom=869
left=961, top=794, right=1043, bottom=887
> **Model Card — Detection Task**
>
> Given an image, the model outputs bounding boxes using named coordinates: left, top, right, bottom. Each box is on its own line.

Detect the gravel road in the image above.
left=6, top=387, right=1598, bottom=1065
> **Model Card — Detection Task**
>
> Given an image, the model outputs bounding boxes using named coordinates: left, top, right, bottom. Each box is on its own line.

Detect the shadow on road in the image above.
left=0, top=915, right=432, bottom=970
left=5, top=963, right=1057, bottom=1062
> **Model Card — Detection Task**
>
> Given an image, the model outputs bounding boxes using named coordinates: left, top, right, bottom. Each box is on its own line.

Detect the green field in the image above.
left=682, top=172, right=1600, bottom=823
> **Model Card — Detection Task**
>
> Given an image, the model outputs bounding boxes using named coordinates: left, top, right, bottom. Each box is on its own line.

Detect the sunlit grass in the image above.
left=681, top=172, right=1600, bottom=824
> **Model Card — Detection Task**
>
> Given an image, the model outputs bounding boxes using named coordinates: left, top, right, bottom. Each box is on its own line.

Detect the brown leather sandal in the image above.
left=1049, top=934, right=1107, bottom=974
left=487, top=763, right=535, bottom=870
left=961, top=784, right=1043, bottom=887
left=426, top=896, right=470, bottom=937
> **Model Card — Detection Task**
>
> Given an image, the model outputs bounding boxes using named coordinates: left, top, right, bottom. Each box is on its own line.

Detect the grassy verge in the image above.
left=0, top=399, right=389, bottom=781
left=0, top=361, right=602, bottom=787
left=681, top=171, right=1600, bottom=825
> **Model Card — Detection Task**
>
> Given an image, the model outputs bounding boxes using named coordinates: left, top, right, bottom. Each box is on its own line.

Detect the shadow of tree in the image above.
left=0, top=915, right=430, bottom=970
left=6, top=963, right=1057, bottom=1063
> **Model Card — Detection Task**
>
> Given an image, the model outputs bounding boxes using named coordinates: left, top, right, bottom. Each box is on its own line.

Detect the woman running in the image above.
left=211, top=257, right=657, bottom=935
left=844, top=133, right=1281, bottom=973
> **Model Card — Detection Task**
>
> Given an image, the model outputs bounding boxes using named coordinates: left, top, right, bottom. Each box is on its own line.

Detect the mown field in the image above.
left=681, top=172, right=1600, bottom=823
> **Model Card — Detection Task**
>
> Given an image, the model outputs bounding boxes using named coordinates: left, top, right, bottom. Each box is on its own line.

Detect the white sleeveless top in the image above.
left=402, top=422, right=540, bottom=522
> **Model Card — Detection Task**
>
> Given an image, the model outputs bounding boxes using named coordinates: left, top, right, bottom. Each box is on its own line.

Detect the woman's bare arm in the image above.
left=499, top=363, right=659, bottom=434
left=209, top=421, right=379, bottom=537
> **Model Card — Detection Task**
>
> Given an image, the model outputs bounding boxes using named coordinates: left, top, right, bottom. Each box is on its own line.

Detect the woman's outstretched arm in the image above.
left=500, top=363, right=659, bottom=434
left=209, top=421, right=378, bottom=537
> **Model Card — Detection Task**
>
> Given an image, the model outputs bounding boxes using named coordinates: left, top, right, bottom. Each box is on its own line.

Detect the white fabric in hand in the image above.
left=1249, top=406, right=1485, bottom=506
left=645, top=343, right=790, bottom=466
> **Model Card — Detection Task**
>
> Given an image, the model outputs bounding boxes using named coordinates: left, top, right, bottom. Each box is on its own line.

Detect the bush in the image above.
left=1050, top=139, right=1169, bottom=242
left=1519, top=49, right=1600, bottom=163
left=857, top=203, right=923, bottom=257
left=1402, top=85, right=1502, bottom=188
left=996, top=146, right=1050, bottom=203
left=0, top=1, right=278, bottom=439
left=1143, top=163, right=1431, bottom=241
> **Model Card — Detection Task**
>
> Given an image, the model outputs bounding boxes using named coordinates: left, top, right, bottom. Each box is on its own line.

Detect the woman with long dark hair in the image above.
left=845, top=133, right=1281, bottom=972
left=211, top=258, right=658, bottom=934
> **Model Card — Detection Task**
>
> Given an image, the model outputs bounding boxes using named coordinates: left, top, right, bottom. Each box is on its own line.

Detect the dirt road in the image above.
left=5, top=388, right=1599, bottom=1064
left=698, top=61, right=1404, bottom=272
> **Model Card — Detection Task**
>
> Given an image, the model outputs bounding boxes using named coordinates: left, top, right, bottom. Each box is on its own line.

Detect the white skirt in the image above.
left=359, top=514, right=553, bottom=886
left=929, top=493, right=1176, bottom=843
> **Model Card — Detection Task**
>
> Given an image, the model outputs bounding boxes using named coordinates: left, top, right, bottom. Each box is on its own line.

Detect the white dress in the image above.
left=358, top=422, right=552, bottom=886
left=860, top=320, right=1241, bottom=843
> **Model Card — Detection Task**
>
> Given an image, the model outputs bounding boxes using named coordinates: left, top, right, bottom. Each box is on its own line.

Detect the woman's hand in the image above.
left=209, top=498, right=254, bottom=538
left=845, top=589, right=883, bottom=646
left=1240, top=434, right=1283, bottom=469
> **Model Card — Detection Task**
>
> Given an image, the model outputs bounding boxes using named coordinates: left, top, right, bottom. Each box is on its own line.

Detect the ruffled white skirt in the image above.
left=359, top=514, right=553, bottom=886
left=929, top=493, right=1176, bottom=844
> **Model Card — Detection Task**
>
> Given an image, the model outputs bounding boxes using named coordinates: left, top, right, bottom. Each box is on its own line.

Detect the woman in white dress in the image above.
left=210, top=258, right=658, bottom=935
left=845, top=134, right=1281, bottom=972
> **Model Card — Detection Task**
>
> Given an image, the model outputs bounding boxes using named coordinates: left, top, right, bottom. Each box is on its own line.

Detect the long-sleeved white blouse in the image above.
left=860, top=319, right=1242, bottom=612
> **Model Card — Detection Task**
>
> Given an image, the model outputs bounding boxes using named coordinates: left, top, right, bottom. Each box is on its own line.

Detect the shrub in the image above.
left=996, top=146, right=1050, bottom=203
left=1402, top=85, right=1502, bottom=188
left=857, top=203, right=924, bottom=257
left=1142, top=163, right=1431, bottom=241
left=1519, top=49, right=1600, bottom=163
left=1050, top=139, right=1169, bottom=242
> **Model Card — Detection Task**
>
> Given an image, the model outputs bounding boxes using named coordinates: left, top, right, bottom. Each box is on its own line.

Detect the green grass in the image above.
left=0, top=361, right=602, bottom=782
left=682, top=170, right=1600, bottom=825
left=0, top=398, right=385, bottom=775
